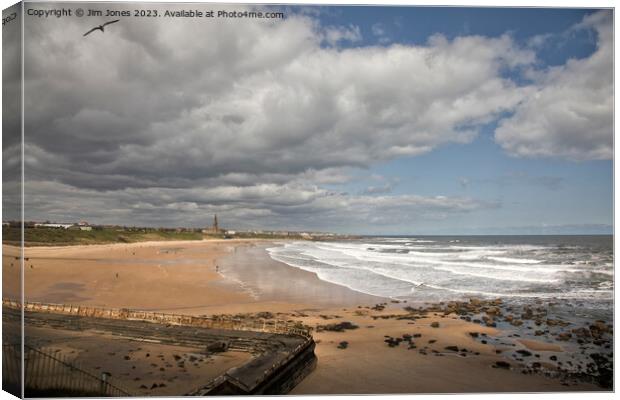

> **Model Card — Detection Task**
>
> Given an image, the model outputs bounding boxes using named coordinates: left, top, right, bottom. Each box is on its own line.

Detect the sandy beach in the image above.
left=4, top=239, right=607, bottom=393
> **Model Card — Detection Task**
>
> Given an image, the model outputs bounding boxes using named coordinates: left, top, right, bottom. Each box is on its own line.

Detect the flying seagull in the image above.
left=83, top=20, right=120, bottom=37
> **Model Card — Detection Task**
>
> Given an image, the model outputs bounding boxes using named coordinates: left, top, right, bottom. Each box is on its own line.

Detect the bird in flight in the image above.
left=83, top=20, right=120, bottom=37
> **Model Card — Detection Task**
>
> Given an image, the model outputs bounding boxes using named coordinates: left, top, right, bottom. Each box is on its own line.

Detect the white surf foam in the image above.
left=266, top=239, right=613, bottom=301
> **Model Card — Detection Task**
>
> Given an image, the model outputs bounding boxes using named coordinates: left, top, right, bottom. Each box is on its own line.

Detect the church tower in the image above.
left=213, top=215, right=219, bottom=233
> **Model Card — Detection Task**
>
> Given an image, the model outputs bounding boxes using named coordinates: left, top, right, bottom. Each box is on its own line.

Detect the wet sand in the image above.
left=4, top=240, right=604, bottom=393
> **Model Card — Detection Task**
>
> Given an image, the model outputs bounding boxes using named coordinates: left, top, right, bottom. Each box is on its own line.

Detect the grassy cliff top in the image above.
left=2, top=227, right=203, bottom=246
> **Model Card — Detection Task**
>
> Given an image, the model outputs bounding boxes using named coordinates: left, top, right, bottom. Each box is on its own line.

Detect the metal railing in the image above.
left=2, top=344, right=131, bottom=397
left=2, top=342, right=21, bottom=395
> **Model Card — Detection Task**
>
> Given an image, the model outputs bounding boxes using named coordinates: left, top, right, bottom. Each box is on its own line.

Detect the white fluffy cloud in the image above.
left=495, top=11, right=613, bottom=161
left=23, top=5, right=535, bottom=189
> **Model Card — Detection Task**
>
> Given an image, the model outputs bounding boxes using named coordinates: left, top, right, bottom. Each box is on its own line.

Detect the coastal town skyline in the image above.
left=3, top=4, right=612, bottom=235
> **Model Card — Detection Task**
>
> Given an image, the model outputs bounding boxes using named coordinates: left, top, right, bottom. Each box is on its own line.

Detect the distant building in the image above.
left=204, top=215, right=221, bottom=234
left=34, top=223, right=74, bottom=229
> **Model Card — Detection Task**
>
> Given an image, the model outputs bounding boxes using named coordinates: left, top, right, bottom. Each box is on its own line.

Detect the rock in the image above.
left=468, top=332, right=479, bottom=338
left=572, top=327, right=591, bottom=339
left=493, top=361, right=511, bottom=369
left=557, top=332, right=572, bottom=341
left=318, top=321, right=359, bottom=332
left=256, top=311, right=275, bottom=319
left=534, top=330, right=544, bottom=336
left=431, top=322, right=440, bottom=328
left=487, top=306, right=501, bottom=316
left=521, top=307, right=534, bottom=320
left=337, top=341, right=349, bottom=349
left=469, top=298, right=482, bottom=306
left=206, top=341, right=229, bottom=353
left=510, top=319, right=523, bottom=327
left=445, top=346, right=459, bottom=352
left=592, top=320, right=609, bottom=333
left=589, top=321, right=609, bottom=339
left=516, top=349, right=532, bottom=357
left=482, top=315, right=496, bottom=327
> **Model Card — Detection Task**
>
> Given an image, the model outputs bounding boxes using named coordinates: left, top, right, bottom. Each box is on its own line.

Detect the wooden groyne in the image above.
left=3, top=298, right=317, bottom=395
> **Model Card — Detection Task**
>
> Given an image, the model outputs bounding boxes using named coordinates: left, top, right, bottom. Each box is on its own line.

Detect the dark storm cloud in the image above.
left=23, top=180, right=496, bottom=231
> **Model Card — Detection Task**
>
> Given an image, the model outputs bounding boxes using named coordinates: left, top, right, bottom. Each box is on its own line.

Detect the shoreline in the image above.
left=5, top=239, right=612, bottom=392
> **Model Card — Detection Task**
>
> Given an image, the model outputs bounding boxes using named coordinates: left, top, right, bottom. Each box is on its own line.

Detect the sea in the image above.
left=267, top=235, right=613, bottom=314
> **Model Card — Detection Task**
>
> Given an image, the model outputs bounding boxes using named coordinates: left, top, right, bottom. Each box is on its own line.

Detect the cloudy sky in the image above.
left=3, top=4, right=613, bottom=234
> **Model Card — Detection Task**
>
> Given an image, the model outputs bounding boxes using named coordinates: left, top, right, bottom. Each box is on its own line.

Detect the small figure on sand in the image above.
left=116, top=273, right=119, bottom=278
